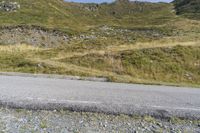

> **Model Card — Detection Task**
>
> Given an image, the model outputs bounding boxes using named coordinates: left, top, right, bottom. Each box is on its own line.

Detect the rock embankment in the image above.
left=0, top=25, right=69, bottom=47
left=0, top=1, right=20, bottom=12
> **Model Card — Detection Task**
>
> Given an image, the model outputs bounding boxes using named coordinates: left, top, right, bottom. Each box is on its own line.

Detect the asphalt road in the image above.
left=0, top=75, right=200, bottom=119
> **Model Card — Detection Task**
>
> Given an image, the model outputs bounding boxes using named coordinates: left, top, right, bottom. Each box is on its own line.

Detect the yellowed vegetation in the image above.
left=0, top=44, right=40, bottom=52
left=52, top=40, right=200, bottom=60
left=0, top=38, right=199, bottom=87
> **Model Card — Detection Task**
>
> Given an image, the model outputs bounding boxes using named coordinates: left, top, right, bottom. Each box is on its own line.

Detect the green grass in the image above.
left=0, top=0, right=184, bottom=32
left=122, top=46, right=200, bottom=84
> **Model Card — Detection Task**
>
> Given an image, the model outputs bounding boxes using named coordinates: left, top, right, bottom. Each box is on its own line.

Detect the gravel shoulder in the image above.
left=0, top=108, right=199, bottom=133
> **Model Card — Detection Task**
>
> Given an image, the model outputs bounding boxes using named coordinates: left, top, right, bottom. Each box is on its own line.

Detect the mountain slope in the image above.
left=0, top=0, right=76, bottom=32
left=0, top=0, right=176, bottom=32
left=174, top=0, right=200, bottom=19
left=0, top=0, right=200, bottom=86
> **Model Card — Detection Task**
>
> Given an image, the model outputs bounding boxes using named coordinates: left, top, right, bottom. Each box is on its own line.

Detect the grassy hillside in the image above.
left=174, top=0, right=200, bottom=19
left=0, top=0, right=178, bottom=32
left=0, top=0, right=198, bottom=33
left=0, top=0, right=200, bottom=87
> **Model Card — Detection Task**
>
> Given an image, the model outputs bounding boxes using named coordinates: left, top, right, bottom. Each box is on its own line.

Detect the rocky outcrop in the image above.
left=0, top=1, right=20, bottom=12
left=115, top=0, right=130, bottom=4
left=81, top=4, right=99, bottom=12
left=0, top=25, right=69, bottom=47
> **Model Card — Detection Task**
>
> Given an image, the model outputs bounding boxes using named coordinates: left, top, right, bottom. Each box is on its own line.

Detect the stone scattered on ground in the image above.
left=0, top=1, right=20, bottom=12
left=0, top=26, right=69, bottom=47
left=0, top=108, right=199, bottom=133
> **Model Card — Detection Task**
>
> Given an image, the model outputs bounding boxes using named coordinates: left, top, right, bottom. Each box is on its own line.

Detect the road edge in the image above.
left=0, top=72, right=108, bottom=82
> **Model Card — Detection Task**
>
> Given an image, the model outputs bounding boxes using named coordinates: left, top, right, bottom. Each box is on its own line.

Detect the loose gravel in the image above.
left=0, top=108, right=199, bottom=133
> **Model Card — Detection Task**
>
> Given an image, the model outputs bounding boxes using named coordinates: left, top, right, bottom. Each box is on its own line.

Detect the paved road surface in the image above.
left=0, top=75, right=200, bottom=119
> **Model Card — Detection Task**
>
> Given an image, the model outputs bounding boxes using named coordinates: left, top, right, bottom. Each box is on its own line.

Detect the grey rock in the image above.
left=156, top=122, right=163, bottom=127
left=82, top=4, right=99, bottom=12
left=0, top=25, right=69, bottom=48
left=0, top=1, right=20, bottom=12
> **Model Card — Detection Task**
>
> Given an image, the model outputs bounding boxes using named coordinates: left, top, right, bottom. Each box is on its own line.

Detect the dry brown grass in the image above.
left=52, top=40, right=200, bottom=60
left=0, top=38, right=199, bottom=87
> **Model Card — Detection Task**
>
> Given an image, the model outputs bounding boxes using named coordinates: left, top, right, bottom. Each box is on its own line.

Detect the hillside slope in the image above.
left=174, top=0, right=200, bottom=19
left=0, top=0, right=200, bottom=86
left=0, top=0, right=176, bottom=32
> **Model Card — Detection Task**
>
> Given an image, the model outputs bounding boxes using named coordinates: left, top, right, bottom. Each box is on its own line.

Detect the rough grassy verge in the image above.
left=0, top=108, right=199, bottom=133
left=0, top=42, right=199, bottom=87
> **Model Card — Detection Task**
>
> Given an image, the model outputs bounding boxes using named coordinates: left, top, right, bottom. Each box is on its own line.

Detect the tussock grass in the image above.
left=0, top=42, right=199, bottom=87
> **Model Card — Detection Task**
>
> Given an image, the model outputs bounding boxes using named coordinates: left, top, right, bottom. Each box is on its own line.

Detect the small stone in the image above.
left=127, top=122, right=131, bottom=126
left=99, top=122, right=103, bottom=127
left=156, top=122, right=162, bottom=127
left=152, top=125, right=159, bottom=129
left=170, top=127, right=176, bottom=133
left=79, top=120, right=84, bottom=124
left=141, top=123, right=145, bottom=127
left=163, top=125, right=168, bottom=129
left=145, top=127, right=151, bottom=131
left=103, top=124, right=107, bottom=128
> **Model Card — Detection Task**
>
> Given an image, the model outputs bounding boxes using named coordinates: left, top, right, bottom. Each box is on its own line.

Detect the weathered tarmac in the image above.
left=0, top=74, right=199, bottom=119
